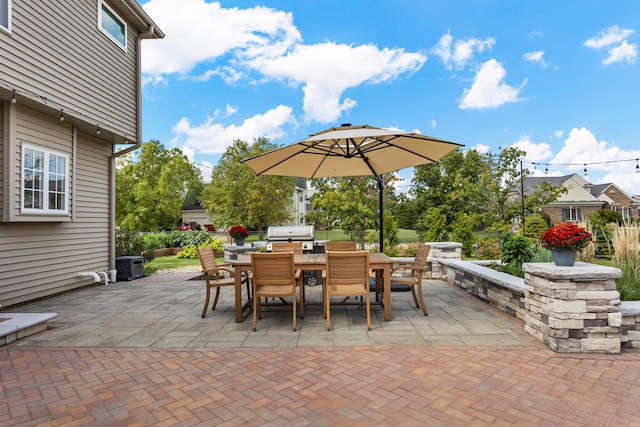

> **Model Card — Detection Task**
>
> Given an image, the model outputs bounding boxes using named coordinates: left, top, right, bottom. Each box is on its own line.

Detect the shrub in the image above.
left=176, top=235, right=225, bottom=259
left=116, top=230, right=155, bottom=263
left=524, top=215, right=548, bottom=243
left=477, top=237, right=500, bottom=260
left=499, top=232, right=534, bottom=278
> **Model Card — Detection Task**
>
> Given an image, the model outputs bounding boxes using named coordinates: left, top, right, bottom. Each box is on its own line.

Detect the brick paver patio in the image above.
left=1, top=269, right=639, bottom=425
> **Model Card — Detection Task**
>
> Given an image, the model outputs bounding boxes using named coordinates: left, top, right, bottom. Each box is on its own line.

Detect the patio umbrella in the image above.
left=241, top=124, right=464, bottom=252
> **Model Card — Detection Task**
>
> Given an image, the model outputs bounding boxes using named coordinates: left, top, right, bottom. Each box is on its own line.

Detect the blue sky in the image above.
left=137, top=0, right=640, bottom=195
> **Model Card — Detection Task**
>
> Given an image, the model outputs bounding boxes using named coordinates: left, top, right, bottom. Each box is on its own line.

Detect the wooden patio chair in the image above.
left=269, top=241, right=304, bottom=318
left=197, top=247, right=248, bottom=318
left=325, top=250, right=371, bottom=331
left=390, top=243, right=432, bottom=315
left=251, top=252, right=299, bottom=332
left=324, top=241, right=357, bottom=251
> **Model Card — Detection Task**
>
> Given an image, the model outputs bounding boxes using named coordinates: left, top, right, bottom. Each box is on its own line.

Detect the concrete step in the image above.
left=0, top=313, right=58, bottom=345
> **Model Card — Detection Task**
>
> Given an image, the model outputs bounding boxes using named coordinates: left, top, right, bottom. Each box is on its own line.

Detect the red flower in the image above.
left=540, top=223, right=593, bottom=251
left=229, top=225, right=250, bottom=239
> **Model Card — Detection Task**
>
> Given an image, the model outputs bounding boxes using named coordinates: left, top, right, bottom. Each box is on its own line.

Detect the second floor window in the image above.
left=22, top=145, right=69, bottom=214
left=0, top=0, right=10, bottom=32
left=99, top=1, right=127, bottom=50
left=562, top=207, right=581, bottom=222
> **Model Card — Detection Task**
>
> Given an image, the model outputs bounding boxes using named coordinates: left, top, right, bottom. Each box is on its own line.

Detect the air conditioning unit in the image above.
left=115, top=256, right=144, bottom=281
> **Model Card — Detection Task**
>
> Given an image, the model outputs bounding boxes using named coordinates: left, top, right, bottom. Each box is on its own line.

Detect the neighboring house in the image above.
left=0, top=1, right=163, bottom=307
left=523, top=174, right=639, bottom=224
left=181, top=202, right=214, bottom=227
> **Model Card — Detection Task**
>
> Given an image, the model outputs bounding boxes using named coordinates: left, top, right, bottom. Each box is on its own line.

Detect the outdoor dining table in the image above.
left=227, top=252, right=395, bottom=323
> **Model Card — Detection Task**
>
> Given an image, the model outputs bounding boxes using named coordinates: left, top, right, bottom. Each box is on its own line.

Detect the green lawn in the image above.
left=144, top=256, right=201, bottom=275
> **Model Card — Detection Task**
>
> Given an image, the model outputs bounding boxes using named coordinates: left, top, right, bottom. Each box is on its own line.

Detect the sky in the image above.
left=136, top=0, right=640, bottom=196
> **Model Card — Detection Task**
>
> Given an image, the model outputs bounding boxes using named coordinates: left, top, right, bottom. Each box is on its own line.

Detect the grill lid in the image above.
left=267, top=225, right=315, bottom=241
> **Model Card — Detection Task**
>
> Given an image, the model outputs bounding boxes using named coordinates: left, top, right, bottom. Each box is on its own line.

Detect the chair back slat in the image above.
left=413, top=243, right=431, bottom=268
left=197, top=247, right=219, bottom=274
left=325, top=241, right=357, bottom=251
left=251, top=252, right=297, bottom=287
left=326, top=250, right=369, bottom=285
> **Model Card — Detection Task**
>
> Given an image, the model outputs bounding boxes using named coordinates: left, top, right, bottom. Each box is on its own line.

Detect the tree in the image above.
left=115, top=140, right=202, bottom=231
left=200, top=138, right=296, bottom=236
left=306, top=175, right=398, bottom=249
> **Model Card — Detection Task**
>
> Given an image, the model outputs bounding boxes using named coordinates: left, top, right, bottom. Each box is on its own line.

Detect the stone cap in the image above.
left=523, top=262, right=621, bottom=280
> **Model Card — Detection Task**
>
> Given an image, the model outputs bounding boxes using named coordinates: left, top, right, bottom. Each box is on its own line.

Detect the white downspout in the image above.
left=78, top=272, right=101, bottom=283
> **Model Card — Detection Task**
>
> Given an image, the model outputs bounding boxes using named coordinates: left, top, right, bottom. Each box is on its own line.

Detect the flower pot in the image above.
left=551, top=249, right=576, bottom=266
left=234, top=238, right=245, bottom=246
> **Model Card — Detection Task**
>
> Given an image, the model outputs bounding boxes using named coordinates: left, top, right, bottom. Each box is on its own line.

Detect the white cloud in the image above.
left=584, top=25, right=638, bottom=65
left=471, top=144, right=490, bottom=154
left=511, top=136, right=553, bottom=162
left=603, top=40, right=638, bottom=65
left=248, top=42, right=426, bottom=123
left=459, top=59, right=525, bottom=109
left=523, top=50, right=547, bottom=67
left=431, top=32, right=495, bottom=70
left=170, top=105, right=295, bottom=154
left=141, top=0, right=426, bottom=124
left=552, top=127, right=640, bottom=194
left=429, top=119, right=437, bottom=128
left=553, top=130, right=564, bottom=139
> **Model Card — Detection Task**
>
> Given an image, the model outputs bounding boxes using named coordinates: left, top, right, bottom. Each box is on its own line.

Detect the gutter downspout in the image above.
left=109, top=25, right=157, bottom=269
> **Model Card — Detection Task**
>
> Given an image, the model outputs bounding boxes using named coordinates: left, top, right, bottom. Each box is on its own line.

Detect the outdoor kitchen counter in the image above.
left=227, top=253, right=394, bottom=323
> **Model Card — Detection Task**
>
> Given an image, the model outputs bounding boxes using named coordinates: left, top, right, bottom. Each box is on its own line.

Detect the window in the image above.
left=99, top=1, right=126, bottom=49
left=0, top=0, right=10, bottom=32
left=22, top=145, right=69, bottom=214
left=562, top=207, right=581, bottom=222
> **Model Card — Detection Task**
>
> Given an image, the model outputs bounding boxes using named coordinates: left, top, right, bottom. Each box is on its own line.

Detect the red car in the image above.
left=178, top=222, right=201, bottom=231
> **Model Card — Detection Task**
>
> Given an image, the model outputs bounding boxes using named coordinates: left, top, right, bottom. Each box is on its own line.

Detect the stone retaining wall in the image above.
left=438, top=257, right=640, bottom=353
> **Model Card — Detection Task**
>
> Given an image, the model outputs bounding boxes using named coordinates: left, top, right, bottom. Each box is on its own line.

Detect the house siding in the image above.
left=0, top=0, right=138, bottom=138
left=0, top=103, right=4, bottom=220
left=0, top=108, right=111, bottom=307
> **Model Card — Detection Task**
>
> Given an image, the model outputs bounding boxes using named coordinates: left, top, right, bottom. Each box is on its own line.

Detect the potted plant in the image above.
left=229, top=225, right=250, bottom=246
left=540, top=223, right=593, bottom=266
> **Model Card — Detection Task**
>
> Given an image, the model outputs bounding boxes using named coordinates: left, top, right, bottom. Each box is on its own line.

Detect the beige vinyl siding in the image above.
left=13, top=105, right=74, bottom=220
left=0, top=128, right=111, bottom=307
left=0, top=0, right=138, bottom=138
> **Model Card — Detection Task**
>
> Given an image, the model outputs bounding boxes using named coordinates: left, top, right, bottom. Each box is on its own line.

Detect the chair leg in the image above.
left=211, top=287, right=221, bottom=310
left=253, top=286, right=259, bottom=332
left=325, top=292, right=331, bottom=331
left=202, top=283, right=211, bottom=318
left=365, top=290, right=371, bottom=331
left=293, top=290, right=297, bottom=332
left=416, top=283, right=428, bottom=316
left=299, top=281, right=305, bottom=319
left=410, top=286, right=420, bottom=309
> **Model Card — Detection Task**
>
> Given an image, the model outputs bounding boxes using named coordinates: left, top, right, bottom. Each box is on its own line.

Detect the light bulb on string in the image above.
left=583, top=164, right=587, bottom=176
left=96, top=124, right=101, bottom=135
left=636, top=159, right=639, bottom=174
left=545, top=164, right=548, bottom=174
left=12, top=90, right=17, bottom=104
left=59, top=109, right=64, bottom=121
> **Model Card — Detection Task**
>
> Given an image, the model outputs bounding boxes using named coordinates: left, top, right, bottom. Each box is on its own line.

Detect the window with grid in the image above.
left=22, top=145, right=69, bottom=214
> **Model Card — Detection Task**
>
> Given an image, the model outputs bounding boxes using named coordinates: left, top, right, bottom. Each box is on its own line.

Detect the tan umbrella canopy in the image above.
left=242, top=124, right=464, bottom=251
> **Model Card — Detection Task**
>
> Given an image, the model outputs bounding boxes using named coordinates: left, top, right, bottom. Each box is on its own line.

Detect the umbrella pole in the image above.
left=376, top=175, right=384, bottom=254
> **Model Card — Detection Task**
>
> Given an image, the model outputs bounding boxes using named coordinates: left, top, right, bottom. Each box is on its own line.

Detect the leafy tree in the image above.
left=116, top=140, right=202, bottom=231
left=200, top=138, right=296, bottom=237
left=306, top=175, right=397, bottom=250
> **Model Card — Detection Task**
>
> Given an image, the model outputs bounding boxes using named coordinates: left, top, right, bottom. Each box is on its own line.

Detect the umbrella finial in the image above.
left=340, top=123, right=352, bottom=127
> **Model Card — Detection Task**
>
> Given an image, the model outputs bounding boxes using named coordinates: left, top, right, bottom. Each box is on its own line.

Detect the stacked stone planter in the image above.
left=523, top=262, right=622, bottom=354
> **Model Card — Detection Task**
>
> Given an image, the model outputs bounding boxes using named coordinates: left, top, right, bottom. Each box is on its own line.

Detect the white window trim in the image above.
left=98, top=0, right=127, bottom=51
left=21, top=144, right=70, bottom=215
left=0, top=0, right=11, bottom=33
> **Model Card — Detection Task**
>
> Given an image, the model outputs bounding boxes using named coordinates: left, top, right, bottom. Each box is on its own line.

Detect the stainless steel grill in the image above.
left=266, top=225, right=315, bottom=252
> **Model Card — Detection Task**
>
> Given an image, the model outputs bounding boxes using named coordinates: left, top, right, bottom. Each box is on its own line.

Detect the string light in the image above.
left=11, top=89, right=16, bottom=104
left=59, top=109, right=64, bottom=121
left=583, top=164, right=587, bottom=176
left=96, top=124, right=101, bottom=135
left=545, top=164, right=548, bottom=174
left=636, top=159, right=639, bottom=173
